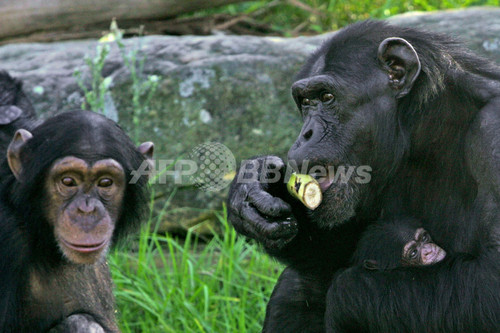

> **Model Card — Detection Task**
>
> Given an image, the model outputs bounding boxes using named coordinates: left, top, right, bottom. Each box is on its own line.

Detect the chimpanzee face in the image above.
left=44, top=157, right=126, bottom=264
left=287, top=34, right=421, bottom=227
left=402, top=228, right=446, bottom=266
left=6, top=111, right=154, bottom=265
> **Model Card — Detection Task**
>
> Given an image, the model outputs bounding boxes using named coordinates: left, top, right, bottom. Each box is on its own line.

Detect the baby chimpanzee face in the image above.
left=402, top=228, right=446, bottom=266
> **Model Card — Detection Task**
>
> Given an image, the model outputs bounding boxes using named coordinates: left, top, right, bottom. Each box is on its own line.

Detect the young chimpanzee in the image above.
left=353, top=218, right=447, bottom=271
left=0, top=109, right=154, bottom=332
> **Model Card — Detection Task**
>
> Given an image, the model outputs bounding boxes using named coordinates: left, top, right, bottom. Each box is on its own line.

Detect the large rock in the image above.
left=0, top=8, right=498, bottom=230
left=388, top=7, right=500, bottom=56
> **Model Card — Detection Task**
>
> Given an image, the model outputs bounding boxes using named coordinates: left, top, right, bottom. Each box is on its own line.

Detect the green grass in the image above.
left=109, top=204, right=283, bottom=333
left=197, top=0, right=499, bottom=35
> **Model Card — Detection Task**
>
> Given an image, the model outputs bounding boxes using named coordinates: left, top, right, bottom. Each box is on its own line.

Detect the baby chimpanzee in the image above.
left=353, top=217, right=447, bottom=271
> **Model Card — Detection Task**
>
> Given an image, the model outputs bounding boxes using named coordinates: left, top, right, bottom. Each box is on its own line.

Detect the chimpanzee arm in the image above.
left=461, top=73, right=500, bottom=201
left=464, top=74, right=500, bottom=248
left=327, top=250, right=500, bottom=333
left=263, top=267, right=331, bottom=333
left=467, top=104, right=500, bottom=200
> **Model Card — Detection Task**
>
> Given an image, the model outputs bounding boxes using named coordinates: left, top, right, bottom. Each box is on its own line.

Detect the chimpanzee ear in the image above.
left=363, top=259, right=379, bottom=271
left=7, top=129, right=33, bottom=179
left=137, top=141, right=154, bottom=178
left=377, top=37, right=421, bottom=99
left=138, top=141, right=154, bottom=160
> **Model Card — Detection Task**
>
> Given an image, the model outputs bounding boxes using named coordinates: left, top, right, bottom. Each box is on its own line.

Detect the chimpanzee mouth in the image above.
left=311, top=168, right=336, bottom=192
left=433, top=249, right=447, bottom=263
left=310, top=163, right=361, bottom=193
left=304, top=163, right=363, bottom=228
left=61, top=238, right=107, bottom=253
left=316, top=174, right=334, bottom=191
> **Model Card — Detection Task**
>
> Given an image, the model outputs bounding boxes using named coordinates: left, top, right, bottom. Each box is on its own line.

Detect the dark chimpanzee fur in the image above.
left=0, top=71, right=37, bottom=151
left=227, top=20, right=500, bottom=332
left=0, top=108, right=152, bottom=332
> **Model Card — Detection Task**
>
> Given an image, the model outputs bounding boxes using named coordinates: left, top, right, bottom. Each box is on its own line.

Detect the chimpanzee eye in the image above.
left=321, top=93, right=335, bottom=103
left=410, top=249, right=418, bottom=259
left=61, top=177, right=77, bottom=187
left=301, top=98, right=311, bottom=106
left=421, top=233, right=430, bottom=242
left=98, top=178, right=113, bottom=188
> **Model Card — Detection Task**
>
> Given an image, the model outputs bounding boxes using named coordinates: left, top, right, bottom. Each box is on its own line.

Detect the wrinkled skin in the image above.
left=228, top=21, right=500, bottom=332
left=44, top=157, right=126, bottom=265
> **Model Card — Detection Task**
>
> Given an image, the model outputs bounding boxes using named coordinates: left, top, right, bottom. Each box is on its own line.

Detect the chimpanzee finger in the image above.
left=241, top=202, right=298, bottom=241
left=247, top=183, right=292, bottom=218
left=228, top=182, right=248, bottom=214
left=237, top=155, right=285, bottom=186
left=260, top=155, right=286, bottom=176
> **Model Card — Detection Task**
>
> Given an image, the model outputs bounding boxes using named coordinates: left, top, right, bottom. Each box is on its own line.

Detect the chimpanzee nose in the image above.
left=288, top=119, right=318, bottom=168
left=421, top=246, right=433, bottom=259
left=78, top=197, right=96, bottom=214
left=297, top=117, right=317, bottom=143
left=303, top=128, right=313, bottom=140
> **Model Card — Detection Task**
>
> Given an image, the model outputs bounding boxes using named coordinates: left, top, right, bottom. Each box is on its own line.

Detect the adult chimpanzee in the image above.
left=352, top=217, right=446, bottom=271
left=0, top=110, right=154, bottom=332
left=228, top=20, right=500, bottom=332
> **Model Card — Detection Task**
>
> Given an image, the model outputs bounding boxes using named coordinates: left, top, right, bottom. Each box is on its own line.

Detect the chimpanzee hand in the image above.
left=48, top=314, right=105, bottom=333
left=227, top=156, right=298, bottom=251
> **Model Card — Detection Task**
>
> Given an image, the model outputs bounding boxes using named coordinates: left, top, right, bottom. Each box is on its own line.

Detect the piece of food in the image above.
left=287, top=173, right=323, bottom=210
